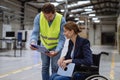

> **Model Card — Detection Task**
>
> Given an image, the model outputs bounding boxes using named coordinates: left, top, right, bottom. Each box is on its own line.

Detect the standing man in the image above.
left=30, top=3, right=66, bottom=80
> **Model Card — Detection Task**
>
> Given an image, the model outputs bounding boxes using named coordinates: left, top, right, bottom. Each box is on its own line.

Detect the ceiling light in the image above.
left=60, top=9, right=64, bottom=12
left=71, top=9, right=83, bottom=12
left=89, top=14, right=96, bottom=16
left=51, top=2, right=59, bottom=6
left=69, top=14, right=74, bottom=17
left=94, top=20, right=100, bottom=23
left=79, top=20, right=84, bottom=23
left=84, top=6, right=93, bottom=9
left=92, top=18, right=98, bottom=21
left=56, top=0, right=64, bottom=2
left=84, top=9, right=92, bottom=12
left=77, top=1, right=90, bottom=5
left=67, top=1, right=90, bottom=8
left=67, top=3, right=77, bottom=8
left=74, top=18, right=79, bottom=21
left=76, top=20, right=84, bottom=24
left=81, top=11, right=95, bottom=14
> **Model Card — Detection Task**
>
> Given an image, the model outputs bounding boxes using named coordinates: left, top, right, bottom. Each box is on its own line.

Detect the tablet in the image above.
left=57, top=63, right=75, bottom=77
left=31, top=44, right=39, bottom=49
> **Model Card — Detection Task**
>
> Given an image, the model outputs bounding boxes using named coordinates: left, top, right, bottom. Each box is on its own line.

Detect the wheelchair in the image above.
left=72, top=52, right=109, bottom=80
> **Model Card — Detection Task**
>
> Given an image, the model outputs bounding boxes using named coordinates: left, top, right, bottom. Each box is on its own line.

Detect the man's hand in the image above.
left=30, top=44, right=38, bottom=50
left=45, top=51, right=58, bottom=57
left=30, top=41, right=38, bottom=50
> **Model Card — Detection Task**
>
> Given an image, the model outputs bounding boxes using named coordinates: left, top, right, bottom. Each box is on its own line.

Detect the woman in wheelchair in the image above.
left=50, top=21, right=93, bottom=80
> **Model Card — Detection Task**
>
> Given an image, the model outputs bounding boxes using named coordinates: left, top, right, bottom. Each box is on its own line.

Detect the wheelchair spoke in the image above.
left=85, top=74, right=108, bottom=80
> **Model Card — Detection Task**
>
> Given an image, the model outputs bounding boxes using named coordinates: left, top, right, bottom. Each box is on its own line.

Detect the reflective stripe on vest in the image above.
left=40, top=12, right=62, bottom=49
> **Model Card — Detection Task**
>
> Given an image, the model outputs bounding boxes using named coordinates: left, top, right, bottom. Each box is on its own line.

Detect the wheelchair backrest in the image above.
left=92, top=52, right=109, bottom=72
left=92, top=54, right=101, bottom=67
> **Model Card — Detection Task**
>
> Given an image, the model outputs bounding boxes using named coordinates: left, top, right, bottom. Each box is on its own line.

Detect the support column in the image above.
left=20, top=2, right=25, bottom=30
left=117, top=15, right=120, bottom=53
left=118, top=25, right=120, bottom=53
left=0, top=11, right=3, bottom=49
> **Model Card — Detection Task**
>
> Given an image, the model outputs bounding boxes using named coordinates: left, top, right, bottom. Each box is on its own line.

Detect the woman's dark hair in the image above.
left=41, top=3, right=55, bottom=14
left=64, top=21, right=81, bottom=34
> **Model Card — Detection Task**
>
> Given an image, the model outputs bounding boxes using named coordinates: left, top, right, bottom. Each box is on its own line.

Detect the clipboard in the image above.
left=57, top=63, right=75, bottom=77
left=31, top=44, right=49, bottom=53
left=37, top=46, right=49, bottom=53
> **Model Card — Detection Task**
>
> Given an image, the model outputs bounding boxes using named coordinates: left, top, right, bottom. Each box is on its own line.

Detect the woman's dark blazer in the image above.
left=64, top=35, right=93, bottom=70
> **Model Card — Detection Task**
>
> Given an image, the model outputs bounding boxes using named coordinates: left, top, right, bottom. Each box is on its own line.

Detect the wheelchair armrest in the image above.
left=75, top=65, right=99, bottom=74
left=81, top=65, right=98, bottom=71
left=72, top=65, right=99, bottom=80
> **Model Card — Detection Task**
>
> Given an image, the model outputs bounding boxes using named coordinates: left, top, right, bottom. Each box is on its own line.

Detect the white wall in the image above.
left=0, top=0, right=38, bottom=49
left=101, top=25, right=115, bottom=32
left=2, top=24, right=12, bottom=48
left=88, top=22, right=116, bottom=45
left=25, top=30, right=32, bottom=50
left=94, top=24, right=101, bottom=45
left=24, top=3, right=38, bottom=29
left=88, top=23, right=94, bottom=45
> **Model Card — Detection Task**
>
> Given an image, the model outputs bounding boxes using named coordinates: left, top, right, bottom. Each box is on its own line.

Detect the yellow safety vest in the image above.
left=40, top=12, right=62, bottom=49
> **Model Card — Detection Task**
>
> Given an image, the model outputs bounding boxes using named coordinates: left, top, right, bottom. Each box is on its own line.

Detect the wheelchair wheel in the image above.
left=85, top=74, right=108, bottom=80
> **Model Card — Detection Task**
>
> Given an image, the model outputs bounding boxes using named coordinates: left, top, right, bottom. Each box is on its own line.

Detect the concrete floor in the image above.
left=0, top=44, right=120, bottom=80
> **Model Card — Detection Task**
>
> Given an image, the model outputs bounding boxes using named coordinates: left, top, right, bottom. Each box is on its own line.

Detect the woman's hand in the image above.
left=57, top=57, right=65, bottom=67
left=60, top=61, right=67, bottom=70
left=60, top=59, right=72, bottom=70
left=63, top=59, right=72, bottom=64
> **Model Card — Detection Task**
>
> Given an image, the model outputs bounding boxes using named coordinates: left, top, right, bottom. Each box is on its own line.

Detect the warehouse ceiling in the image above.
left=19, top=0, right=120, bottom=22
left=0, top=0, right=120, bottom=24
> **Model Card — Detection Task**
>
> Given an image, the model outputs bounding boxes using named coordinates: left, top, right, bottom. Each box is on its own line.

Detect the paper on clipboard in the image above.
left=57, top=63, right=75, bottom=77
